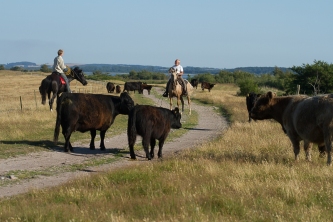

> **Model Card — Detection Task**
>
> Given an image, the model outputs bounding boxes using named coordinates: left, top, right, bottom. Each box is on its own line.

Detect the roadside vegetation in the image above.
left=1, top=69, right=333, bottom=221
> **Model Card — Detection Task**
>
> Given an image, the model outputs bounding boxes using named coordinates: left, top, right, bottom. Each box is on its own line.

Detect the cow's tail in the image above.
left=53, top=94, right=64, bottom=144
left=127, top=107, right=137, bottom=146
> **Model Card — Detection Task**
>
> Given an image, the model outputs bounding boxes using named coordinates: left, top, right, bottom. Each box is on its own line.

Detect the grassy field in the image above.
left=1, top=71, right=333, bottom=221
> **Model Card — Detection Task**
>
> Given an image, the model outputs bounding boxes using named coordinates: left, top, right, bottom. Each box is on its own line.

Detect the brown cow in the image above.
left=123, top=81, right=143, bottom=94
left=141, top=83, right=153, bottom=95
left=190, top=79, right=199, bottom=89
left=201, top=82, right=215, bottom=92
left=250, top=91, right=332, bottom=165
left=116, top=85, right=121, bottom=93
left=106, top=82, right=115, bottom=93
left=54, top=92, right=134, bottom=152
left=127, top=105, right=182, bottom=160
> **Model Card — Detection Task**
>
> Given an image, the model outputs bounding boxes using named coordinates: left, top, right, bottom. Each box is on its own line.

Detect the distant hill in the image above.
left=1, top=61, right=290, bottom=75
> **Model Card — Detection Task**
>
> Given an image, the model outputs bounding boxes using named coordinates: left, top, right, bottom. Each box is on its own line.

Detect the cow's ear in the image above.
left=267, top=91, right=275, bottom=99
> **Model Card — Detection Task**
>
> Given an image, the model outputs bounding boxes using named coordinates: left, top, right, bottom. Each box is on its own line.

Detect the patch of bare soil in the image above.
left=0, top=89, right=228, bottom=198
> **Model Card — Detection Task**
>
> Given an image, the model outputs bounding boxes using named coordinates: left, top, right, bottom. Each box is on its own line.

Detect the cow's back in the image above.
left=289, top=95, right=333, bottom=143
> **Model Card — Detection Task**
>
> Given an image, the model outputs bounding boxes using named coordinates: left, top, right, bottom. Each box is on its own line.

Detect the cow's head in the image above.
left=119, top=92, right=135, bottom=114
left=171, top=107, right=182, bottom=129
left=250, top=91, right=274, bottom=120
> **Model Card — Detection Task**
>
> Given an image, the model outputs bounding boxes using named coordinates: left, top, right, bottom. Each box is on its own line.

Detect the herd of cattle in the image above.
left=47, top=72, right=333, bottom=166
left=50, top=77, right=217, bottom=160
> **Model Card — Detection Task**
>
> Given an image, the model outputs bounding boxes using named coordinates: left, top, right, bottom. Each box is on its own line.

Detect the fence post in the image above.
left=20, top=96, right=23, bottom=111
left=34, top=90, right=37, bottom=109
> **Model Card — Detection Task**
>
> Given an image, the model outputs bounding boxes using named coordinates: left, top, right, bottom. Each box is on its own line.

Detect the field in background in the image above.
left=1, top=72, right=333, bottom=221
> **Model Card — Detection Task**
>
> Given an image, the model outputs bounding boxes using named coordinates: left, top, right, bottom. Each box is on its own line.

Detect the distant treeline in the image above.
left=1, top=62, right=290, bottom=75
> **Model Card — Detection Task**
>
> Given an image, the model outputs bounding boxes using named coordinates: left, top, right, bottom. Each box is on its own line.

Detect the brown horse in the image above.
left=39, top=67, right=88, bottom=111
left=167, top=67, right=193, bottom=114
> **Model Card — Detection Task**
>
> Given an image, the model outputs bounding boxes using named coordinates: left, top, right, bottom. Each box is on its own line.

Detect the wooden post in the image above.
left=20, top=96, right=23, bottom=111
left=296, top=85, right=300, bottom=95
left=34, top=90, right=37, bottom=109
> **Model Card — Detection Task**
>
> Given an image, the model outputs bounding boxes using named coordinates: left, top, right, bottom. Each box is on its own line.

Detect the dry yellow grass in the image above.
left=1, top=76, right=333, bottom=221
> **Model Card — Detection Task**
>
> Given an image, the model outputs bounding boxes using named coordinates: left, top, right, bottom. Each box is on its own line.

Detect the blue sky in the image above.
left=1, top=1, right=332, bottom=69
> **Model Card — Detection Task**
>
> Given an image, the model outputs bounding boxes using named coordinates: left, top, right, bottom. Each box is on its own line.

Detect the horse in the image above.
left=167, top=67, right=193, bottom=115
left=39, top=66, right=88, bottom=111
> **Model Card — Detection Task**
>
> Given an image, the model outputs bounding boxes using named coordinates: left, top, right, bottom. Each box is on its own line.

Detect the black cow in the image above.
left=116, top=85, right=121, bottom=93
left=141, top=83, right=153, bottom=95
left=201, top=82, right=216, bottom=92
left=128, top=105, right=182, bottom=160
left=246, top=92, right=261, bottom=122
left=190, top=79, right=199, bottom=89
left=123, top=81, right=143, bottom=94
left=54, top=92, right=134, bottom=152
left=106, top=82, right=115, bottom=93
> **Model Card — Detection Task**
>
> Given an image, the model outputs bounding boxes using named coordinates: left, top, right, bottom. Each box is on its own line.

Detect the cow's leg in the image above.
left=89, top=130, right=96, bottom=150
left=303, top=140, right=312, bottom=161
left=62, top=130, right=72, bottom=152
left=157, top=136, right=167, bottom=159
left=128, top=131, right=137, bottom=160
left=99, top=130, right=106, bottom=150
left=142, top=135, right=152, bottom=160
left=289, top=138, right=301, bottom=161
left=324, top=131, right=333, bottom=166
left=149, top=138, right=156, bottom=159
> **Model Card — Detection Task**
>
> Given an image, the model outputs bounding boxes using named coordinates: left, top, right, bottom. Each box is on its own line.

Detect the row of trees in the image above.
left=190, top=60, right=333, bottom=96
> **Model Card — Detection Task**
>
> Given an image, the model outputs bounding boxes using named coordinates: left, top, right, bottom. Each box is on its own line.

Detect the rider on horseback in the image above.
left=163, top=59, right=187, bottom=97
left=53, top=49, right=72, bottom=93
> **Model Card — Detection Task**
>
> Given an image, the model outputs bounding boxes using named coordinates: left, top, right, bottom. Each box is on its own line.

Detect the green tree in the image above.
left=237, top=79, right=259, bottom=96
left=0, top=64, right=5, bottom=70
left=290, top=60, right=333, bottom=95
left=40, top=64, right=51, bottom=73
left=10, top=66, right=22, bottom=71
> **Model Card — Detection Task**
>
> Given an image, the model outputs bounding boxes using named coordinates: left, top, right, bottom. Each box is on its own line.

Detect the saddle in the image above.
left=51, top=71, right=66, bottom=85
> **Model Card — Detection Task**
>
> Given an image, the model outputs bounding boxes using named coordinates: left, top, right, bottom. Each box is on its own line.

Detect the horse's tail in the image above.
left=39, top=79, right=47, bottom=105
left=53, top=94, right=64, bottom=144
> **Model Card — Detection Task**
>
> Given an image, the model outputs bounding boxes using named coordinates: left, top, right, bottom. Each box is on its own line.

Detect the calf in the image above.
left=250, top=91, right=333, bottom=165
left=201, top=82, right=215, bottom=92
left=54, top=92, right=134, bottom=152
left=246, top=92, right=261, bottom=122
left=106, top=82, right=115, bottom=93
left=190, top=79, right=199, bottom=89
left=116, top=85, right=121, bottom=93
left=141, top=83, right=153, bottom=95
left=127, top=105, right=182, bottom=160
left=123, top=81, right=143, bottom=94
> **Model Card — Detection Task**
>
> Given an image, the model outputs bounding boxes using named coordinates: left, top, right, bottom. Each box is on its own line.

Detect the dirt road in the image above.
left=0, top=89, right=228, bottom=198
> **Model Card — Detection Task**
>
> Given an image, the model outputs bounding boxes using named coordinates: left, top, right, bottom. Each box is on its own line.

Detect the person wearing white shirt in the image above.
left=162, top=59, right=187, bottom=97
left=53, top=49, right=72, bottom=93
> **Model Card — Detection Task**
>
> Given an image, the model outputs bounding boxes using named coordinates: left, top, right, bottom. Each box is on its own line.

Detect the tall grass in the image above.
left=1, top=80, right=333, bottom=221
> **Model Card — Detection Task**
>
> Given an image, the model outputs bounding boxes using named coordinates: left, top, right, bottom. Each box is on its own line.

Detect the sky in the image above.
left=1, top=0, right=332, bottom=69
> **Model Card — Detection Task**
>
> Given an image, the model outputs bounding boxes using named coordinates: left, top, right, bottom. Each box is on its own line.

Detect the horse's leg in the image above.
left=169, top=97, right=173, bottom=110
left=180, top=96, right=185, bottom=113
left=49, top=83, right=58, bottom=111
left=187, top=95, right=191, bottom=115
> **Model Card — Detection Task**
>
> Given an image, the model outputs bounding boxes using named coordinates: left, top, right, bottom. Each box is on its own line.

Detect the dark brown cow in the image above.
left=201, top=82, right=216, bottom=92
left=250, top=91, right=332, bottom=165
left=123, top=81, right=143, bottom=94
left=106, top=82, right=115, bottom=93
left=54, top=92, right=134, bottom=152
left=141, top=83, right=153, bottom=95
left=190, top=79, right=199, bottom=89
left=246, top=92, right=261, bottom=122
left=116, top=85, right=121, bottom=93
left=127, top=105, right=182, bottom=160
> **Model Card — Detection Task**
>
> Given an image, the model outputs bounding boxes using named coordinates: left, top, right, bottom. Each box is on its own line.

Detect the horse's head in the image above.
left=168, top=67, right=178, bottom=83
left=71, top=67, right=88, bottom=86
